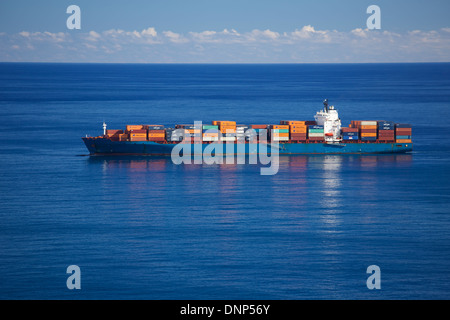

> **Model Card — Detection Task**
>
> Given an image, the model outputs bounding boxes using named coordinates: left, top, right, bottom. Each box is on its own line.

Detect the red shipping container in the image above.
left=106, top=129, right=123, bottom=136
left=251, top=125, right=268, bottom=129
left=148, top=137, right=166, bottom=142
left=341, top=127, right=359, bottom=132
left=148, top=129, right=165, bottom=134
left=360, top=129, right=377, bottom=133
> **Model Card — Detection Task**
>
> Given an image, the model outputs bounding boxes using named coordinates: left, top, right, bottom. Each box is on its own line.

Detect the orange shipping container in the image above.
left=148, top=133, right=165, bottom=138
left=361, top=125, right=377, bottom=129
left=361, top=133, right=377, bottom=137
left=215, top=121, right=236, bottom=126
left=271, top=125, right=289, bottom=130
left=396, top=139, right=412, bottom=143
left=281, top=121, right=307, bottom=125
left=126, top=125, right=144, bottom=131
left=273, top=132, right=289, bottom=137
left=290, top=127, right=307, bottom=133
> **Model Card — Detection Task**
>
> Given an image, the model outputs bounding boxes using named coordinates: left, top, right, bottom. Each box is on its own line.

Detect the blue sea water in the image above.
left=0, top=63, right=450, bottom=300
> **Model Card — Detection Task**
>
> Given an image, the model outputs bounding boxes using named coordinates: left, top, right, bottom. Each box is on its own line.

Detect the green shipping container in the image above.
left=272, top=129, right=289, bottom=133
left=308, top=129, right=324, bottom=133
left=203, top=125, right=219, bottom=130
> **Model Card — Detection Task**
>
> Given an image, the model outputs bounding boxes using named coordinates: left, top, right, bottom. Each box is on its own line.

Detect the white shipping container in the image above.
left=273, top=136, right=289, bottom=141
left=308, top=133, right=325, bottom=137
left=361, top=121, right=377, bottom=126
left=221, top=137, right=237, bottom=141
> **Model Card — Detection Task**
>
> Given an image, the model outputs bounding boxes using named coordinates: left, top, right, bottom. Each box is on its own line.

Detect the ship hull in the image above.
left=82, top=137, right=413, bottom=155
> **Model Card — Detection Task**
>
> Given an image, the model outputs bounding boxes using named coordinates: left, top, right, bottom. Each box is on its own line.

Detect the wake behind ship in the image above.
left=82, top=100, right=413, bottom=155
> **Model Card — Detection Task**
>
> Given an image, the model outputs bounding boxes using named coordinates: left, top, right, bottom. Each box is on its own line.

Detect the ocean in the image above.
left=0, top=63, right=450, bottom=299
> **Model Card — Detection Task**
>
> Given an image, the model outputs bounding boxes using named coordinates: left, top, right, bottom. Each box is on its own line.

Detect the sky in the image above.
left=1, top=0, right=450, bottom=63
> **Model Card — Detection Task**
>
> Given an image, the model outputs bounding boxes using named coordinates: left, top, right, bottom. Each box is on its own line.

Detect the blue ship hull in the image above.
left=82, top=137, right=413, bottom=155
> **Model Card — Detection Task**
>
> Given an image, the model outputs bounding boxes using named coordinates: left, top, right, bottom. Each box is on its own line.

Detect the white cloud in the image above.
left=2, top=26, right=450, bottom=63
left=163, top=30, right=188, bottom=43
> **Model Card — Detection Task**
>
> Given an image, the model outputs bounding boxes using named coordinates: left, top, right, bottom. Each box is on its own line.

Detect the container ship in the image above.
left=82, top=100, right=413, bottom=155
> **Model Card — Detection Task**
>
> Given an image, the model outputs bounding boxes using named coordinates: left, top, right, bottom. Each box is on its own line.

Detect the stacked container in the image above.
left=308, top=125, right=325, bottom=142
left=269, top=124, right=289, bottom=141
left=129, top=129, right=147, bottom=141
left=395, top=124, right=412, bottom=143
left=147, top=125, right=165, bottom=142
left=250, top=125, right=268, bottom=142
left=106, top=129, right=123, bottom=141
left=351, top=120, right=377, bottom=141
left=236, top=125, right=249, bottom=142
left=377, top=121, right=395, bottom=142
left=280, top=121, right=310, bottom=142
left=202, top=124, right=219, bottom=142
left=215, top=121, right=236, bottom=142
left=341, top=127, right=359, bottom=141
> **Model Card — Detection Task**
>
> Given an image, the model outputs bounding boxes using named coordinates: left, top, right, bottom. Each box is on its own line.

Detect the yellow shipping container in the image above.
left=361, top=133, right=377, bottom=137
left=396, top=139, right=412, bottom=143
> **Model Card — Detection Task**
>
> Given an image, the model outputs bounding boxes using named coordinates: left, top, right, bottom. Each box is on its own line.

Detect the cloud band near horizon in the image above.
left=1, top=25, right=450, bottom=63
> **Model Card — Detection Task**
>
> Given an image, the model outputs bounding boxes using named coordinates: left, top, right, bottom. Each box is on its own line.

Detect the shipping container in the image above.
left=361, top=132, right=377, bottom=137
left=202, top=125, right=219, bottom=130
left=126, top=125, right=144, bottom=131
left=270, top=125, right=289, bottom=130
left=290, top=128, right=307, bottom=133
left=361, top=137, right=377, bottom=141
left=360, top=129, right=377, bottom=133
left=361, top=125, right=377, bottom=129
left=129, top=129, right=147, bottom=133
left=272, top=129, right=289, bottom=133
left=308, top=132, right=325, bottom=137
left=106, top=129, right=123, bottom=136
left=148, top=137, right=165, bottom=142
left=251, top=124, right=268, bottom=129
left=341, top=127, right=358, bottom=133
left=360, top=121, right=377, bottom=126
left=272, top=136, right=289, bottom=141
left=272, top=132, right=289, bottom=137
left=148, top=133, right=165, bottom=138
left=215, top=121, right=236, bottom=126
left=396, top=135, right=412, bottom=140
left=146, top=125, right=165, bottom=130
left=395, top=124, right=412, bottom=128
left=396, top=139, right=412, bottom=143
left=342, top=136, right=358, bottom=140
